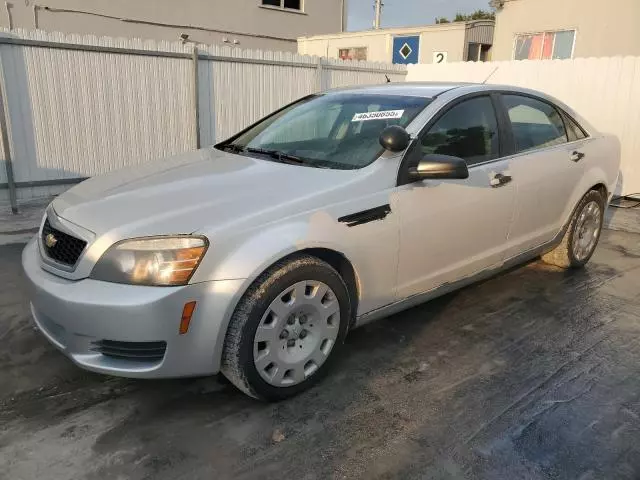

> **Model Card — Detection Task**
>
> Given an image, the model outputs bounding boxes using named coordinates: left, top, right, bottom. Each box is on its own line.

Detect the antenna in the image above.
left=482, top=66, right=499, bottom=84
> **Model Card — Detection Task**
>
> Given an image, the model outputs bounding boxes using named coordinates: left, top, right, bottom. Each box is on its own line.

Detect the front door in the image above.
left=394, top=95, right=516, bottom=299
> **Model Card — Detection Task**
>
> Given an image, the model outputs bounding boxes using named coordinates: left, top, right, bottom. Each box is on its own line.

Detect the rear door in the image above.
left=498, top=94, right=587, bottom=257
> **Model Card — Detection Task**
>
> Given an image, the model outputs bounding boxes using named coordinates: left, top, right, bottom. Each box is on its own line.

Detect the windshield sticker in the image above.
left=351, top=110, right=405, bottom=122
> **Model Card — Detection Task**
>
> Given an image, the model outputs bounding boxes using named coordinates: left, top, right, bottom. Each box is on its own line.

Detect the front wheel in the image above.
left=221, top=255, right=351, bottom=401
left=542, top=189, right=605, bottom=268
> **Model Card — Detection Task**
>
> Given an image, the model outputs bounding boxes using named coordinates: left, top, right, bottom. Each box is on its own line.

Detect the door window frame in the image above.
left=494, top=91, right=590, bottom=157
left=397, top=92, right=510, bottom=186
left=396, top=90, right=591, bottom=186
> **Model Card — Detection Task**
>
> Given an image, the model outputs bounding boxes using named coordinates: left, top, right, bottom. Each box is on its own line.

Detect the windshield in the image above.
left=218, top=94, right=431, bottom=170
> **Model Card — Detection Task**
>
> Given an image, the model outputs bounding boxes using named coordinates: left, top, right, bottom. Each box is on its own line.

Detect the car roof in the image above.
left=324, top=82, right=473, bottom=98
left=322, top=82, right=597, bottom=134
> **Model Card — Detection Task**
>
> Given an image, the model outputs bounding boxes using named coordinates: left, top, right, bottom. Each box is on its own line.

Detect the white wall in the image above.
left=298, top=23, right=470, bottom=65
left=407, top=58, right=640, bottom=195
left=0, top=28, right=406, bottom=204
left=0, top=0, right=347, bottom=52
left=492, top=0, right=640, bottom=61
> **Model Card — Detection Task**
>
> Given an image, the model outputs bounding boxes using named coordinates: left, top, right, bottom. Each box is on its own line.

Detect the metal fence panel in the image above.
left=323, top=57, right=407, bottom=90
left=198, top=45, right=319, bottom=143
left=0, top=29, right=195, bottom=203
left=407, top=58, right=640, bottom=196
left=0, top=29, right=407, bottom=206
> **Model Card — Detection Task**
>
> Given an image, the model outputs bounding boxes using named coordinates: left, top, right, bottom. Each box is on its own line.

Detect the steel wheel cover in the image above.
left=572, top=200, right=602, bottom=262
left=253, top=280, right=340, bottom=387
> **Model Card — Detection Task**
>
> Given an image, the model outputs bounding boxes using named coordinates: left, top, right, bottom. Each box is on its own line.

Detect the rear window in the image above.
left=563, top=113, right=588, bottom=142
left=502, top=94, right=568, bottom=153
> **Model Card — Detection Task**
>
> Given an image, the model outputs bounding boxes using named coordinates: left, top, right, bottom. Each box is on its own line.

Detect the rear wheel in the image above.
left=542, top=190, right=605, bottom=268
left=221, top=255, right=350, bottom=400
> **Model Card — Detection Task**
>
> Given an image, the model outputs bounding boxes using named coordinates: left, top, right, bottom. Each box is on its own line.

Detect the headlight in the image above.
left=90, top=236, right=208, bottom=286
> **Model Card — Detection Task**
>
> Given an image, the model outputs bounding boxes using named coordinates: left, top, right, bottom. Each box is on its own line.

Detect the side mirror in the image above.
left=379, top=125, right=410, bottom=152
left=408, top=154, right=469, bottom=181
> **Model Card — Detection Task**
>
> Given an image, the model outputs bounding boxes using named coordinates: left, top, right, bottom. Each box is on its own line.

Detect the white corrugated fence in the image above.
left=0, top=28, right=407, bottom=207
left=408, top=58, right=640, bottom=196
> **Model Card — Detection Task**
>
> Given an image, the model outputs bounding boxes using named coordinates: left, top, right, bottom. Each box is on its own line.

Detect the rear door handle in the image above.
left=570, top=150, right=585, bottom=162
left=491, top=172, right=512, bottom=188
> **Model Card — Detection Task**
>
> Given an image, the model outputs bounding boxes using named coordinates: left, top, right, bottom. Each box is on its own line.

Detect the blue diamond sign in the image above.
left=393, top=36, right=420, bottom=64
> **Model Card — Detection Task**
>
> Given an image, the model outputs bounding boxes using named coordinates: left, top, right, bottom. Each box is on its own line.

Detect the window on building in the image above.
left=513, top=30, right=575, bottom=60
left=480, top=45, right=491, bottom=62
left=502, top=95, right=568, bottom=152
left=338, top=47, right=367, bottom=61
left=283, top=0, right=301, bottom=9
left=420, top=96, right=499, bottom=166
left=466, top=44, right=491, bottom=62
left=467, top=44, right=480, bottom=62
left=261, top=0, right=301, bottom=10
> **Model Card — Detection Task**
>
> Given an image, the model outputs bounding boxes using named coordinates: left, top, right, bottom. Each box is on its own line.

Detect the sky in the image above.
left=347, top=0, right=491, bottom=31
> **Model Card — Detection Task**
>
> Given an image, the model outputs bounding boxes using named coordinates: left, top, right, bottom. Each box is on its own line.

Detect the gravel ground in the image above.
left=1, top=229, right=640, bottom=480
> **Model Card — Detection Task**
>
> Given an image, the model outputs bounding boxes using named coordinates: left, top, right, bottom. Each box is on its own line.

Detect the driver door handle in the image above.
left=570, top=150, right=585, bottom=162
left=491, top=172, right=512, bottom=188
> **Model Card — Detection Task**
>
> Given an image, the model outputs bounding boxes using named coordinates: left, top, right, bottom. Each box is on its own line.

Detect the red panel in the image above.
left=529, top=34, right=544, bottom=60
left=542, top=32, right=554, bottom=60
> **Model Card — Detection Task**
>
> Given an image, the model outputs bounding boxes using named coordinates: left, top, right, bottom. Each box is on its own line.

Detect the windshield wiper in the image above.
left=219, top=143, right=246, bottom=153
left=245, top=148, right=305, bottom=164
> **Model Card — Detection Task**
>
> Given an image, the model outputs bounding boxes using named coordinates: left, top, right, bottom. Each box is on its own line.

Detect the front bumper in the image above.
left=22, top=238, right=245, bottom=378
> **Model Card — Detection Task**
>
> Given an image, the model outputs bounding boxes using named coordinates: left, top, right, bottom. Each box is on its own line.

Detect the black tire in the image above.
left=542, top=189, right=605, bottom=268
left=221, top=254, right=351, bottom=401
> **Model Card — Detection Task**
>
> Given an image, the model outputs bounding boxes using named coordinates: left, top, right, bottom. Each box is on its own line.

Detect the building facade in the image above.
left=298, top=21, right=494, bottom=65
left=491, top=0, right=640, bottom=60
left=1, top=0, right=347, bottom=51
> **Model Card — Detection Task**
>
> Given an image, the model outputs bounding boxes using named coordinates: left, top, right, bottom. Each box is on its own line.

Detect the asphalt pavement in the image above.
left=1, top=228, right=640, bottom=480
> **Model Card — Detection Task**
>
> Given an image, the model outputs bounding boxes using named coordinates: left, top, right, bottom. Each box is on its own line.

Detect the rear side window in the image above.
left=502, top=95, right=568, bottom=153
left=420, top=96, right=499, bottom=166
left=563, top=113, right=588, bottom=142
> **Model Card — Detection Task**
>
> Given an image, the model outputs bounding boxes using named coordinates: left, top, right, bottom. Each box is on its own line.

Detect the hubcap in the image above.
left=572, top=200, right=602, bottom=262
left=253, top=280, right=340, bottom=387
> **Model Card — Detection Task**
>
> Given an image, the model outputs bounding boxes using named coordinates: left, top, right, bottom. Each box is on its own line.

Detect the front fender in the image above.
left=193, top=208, right=398, bottom=371
left=193, top=202, right=399, bottom=311
left=193, top=213, right=348, bottom=283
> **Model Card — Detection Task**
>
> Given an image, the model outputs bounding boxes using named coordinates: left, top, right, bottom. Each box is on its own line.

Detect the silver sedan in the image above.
left=23, top=83, right=620, bottom=400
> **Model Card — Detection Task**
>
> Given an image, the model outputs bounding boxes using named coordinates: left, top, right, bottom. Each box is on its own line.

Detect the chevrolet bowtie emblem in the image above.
left=45, top=233, right=58, bottom=248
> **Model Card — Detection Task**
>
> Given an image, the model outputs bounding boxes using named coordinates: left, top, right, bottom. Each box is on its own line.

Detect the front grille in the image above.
left=91, top=340, right=167, bottom=362
left=42, top=218, right=87, bottom=266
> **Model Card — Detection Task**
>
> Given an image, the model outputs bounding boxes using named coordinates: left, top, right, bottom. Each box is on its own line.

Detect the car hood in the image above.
left=52, top=148, right=363, bottom=237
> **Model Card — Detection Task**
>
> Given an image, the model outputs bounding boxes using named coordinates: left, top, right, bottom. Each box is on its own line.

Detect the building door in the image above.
left=393, top=36, right=420, bottom=64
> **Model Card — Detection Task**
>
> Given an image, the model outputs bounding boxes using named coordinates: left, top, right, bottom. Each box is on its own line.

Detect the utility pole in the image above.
left=373, top=0, right=383, bottom=29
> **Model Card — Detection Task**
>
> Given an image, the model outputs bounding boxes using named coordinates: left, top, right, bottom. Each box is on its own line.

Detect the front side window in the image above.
left=502, top=95, right=567, bottom=153
left=221, top=94, right=430, bottom=170
left=420, top=96, right=499, bottom=166
left=261, top=0, right=301, bottom=10
left=514, top=30, right=575, bottom=60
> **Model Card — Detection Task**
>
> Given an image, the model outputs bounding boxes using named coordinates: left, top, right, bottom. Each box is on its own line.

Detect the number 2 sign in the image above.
left=433, top=52, right=448, bottom=64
